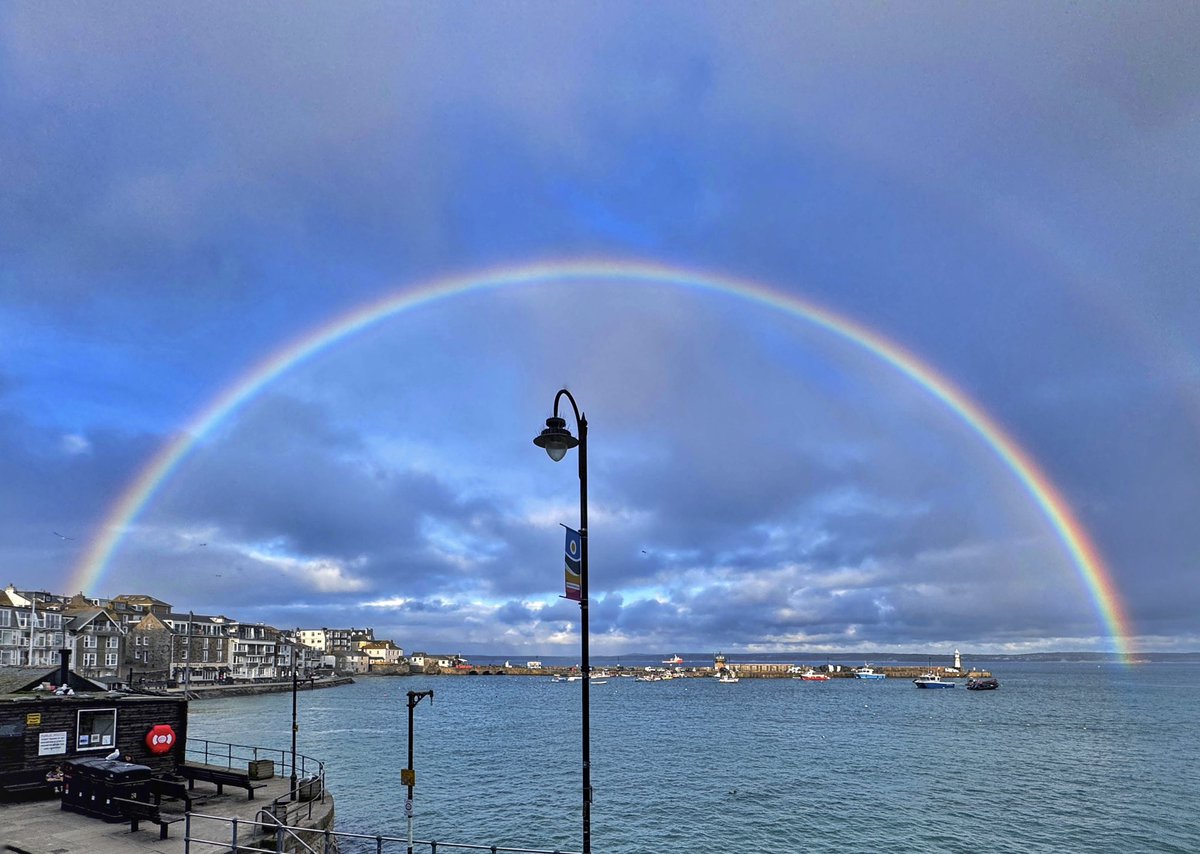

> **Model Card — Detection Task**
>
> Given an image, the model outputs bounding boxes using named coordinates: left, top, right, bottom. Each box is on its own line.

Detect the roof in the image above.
left=360, top=640, right=400, bottom=650
left=110, top=594, right=172, bottom=607
left=64, top=607, right=121, bottom=631
left=0, top=668, right=110, bottom=696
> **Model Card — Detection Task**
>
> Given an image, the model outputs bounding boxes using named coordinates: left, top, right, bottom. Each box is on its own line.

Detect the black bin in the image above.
left=61, top=758, right=152, bottom=822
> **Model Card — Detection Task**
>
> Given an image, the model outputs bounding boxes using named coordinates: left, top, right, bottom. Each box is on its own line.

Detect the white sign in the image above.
left=38, top=731, right=68, bottom=756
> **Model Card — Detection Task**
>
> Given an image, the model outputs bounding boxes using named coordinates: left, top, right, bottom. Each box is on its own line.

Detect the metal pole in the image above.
left=405, top=690, right=433, bottom=854
left=291, top=657, right=299, bottom=800
left=576, top=408, right=591, bottom=854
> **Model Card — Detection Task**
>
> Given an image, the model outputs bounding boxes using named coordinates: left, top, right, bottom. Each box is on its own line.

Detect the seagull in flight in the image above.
left=52, top=531, right=75, bottom=541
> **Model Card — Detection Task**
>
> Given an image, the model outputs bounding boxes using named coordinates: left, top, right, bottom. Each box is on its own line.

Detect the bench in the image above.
left=148, top=775, right=193, bottom=812
left=110, top=797, right=185, bottom=840
left=178, top=764, right=265, bottom=800
left=0, top=769, right=61, bottom=801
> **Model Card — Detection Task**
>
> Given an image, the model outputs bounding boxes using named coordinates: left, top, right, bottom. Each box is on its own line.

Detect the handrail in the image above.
left=258, top=805, right=320, bottom=854
left=185, top=811, right=581, bottom=854
left=183, top=737, right=327, bottom=810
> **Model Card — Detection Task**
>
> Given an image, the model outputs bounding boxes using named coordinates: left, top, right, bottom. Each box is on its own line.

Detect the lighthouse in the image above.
left=954, top=649, right=962, bottom=671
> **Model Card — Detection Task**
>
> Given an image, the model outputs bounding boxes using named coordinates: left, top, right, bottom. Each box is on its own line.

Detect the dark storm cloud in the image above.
left=1, top=3, right=1197, bottom=653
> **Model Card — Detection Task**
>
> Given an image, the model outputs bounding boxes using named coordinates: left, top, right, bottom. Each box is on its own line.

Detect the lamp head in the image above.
left=533, top=416, right=579, bottom=462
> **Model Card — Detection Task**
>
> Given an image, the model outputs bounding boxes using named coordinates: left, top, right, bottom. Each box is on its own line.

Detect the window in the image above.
left=106, top=636, right=119, bottom=649
left=83, top=652, right=97, bottom=667
left=76, top=708, right=117, bottom=752
left=0, top=610, right=9, bottom=626
left=105, top=653, right=118, bottom=667
left=84, top=635, right=97, bottom=648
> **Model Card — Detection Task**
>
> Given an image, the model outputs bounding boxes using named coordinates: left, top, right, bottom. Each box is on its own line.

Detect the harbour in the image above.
left=187, top=660, right=1196, bottom=853
left=3, top=660, right=1199, bottom=852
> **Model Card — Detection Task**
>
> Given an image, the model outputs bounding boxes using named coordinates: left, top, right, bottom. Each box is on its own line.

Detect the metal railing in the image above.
left=184, top=812, right=581, bottom=854
left=184, top=737, right=325, bottom=798
left=182, top=737, right=328, bottom=829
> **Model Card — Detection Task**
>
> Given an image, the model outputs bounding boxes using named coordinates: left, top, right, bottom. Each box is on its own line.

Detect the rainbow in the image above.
left=68, top=259, right=1133, bottom=658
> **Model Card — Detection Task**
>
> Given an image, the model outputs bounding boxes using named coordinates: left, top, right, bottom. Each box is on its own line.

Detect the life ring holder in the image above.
left=145, top=724, right=177, bottom=754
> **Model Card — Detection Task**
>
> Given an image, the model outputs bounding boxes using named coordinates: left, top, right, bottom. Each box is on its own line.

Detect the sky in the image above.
left=2, top=3, right=1197, bottom=657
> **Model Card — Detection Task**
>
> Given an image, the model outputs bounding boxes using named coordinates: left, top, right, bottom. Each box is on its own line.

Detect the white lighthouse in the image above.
left=954, top=649, right=962, bottom=671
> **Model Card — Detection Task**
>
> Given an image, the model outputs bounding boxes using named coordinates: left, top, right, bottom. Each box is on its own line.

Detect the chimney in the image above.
left=58, top=648, right=71, bottom=688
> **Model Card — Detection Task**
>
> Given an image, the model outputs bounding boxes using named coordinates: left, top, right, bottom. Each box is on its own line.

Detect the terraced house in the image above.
left=0, top=587, right=65, bottom=668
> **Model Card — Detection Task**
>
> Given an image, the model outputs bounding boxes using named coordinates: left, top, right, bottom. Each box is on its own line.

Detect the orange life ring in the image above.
left=145, top=724, right=176, bottom=754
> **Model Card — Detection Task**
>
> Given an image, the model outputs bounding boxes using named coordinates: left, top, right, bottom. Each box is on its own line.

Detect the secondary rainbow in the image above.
left=68, top=259, right=1134, bottom=658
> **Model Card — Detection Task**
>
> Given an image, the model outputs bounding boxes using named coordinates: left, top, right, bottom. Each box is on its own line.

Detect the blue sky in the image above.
left=2, top=3, right=1197, bottom=655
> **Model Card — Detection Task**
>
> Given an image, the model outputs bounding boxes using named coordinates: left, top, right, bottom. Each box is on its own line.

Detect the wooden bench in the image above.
left=178, top=764, right=265, bottom=799
left=111, top=796, right=186, bottom=840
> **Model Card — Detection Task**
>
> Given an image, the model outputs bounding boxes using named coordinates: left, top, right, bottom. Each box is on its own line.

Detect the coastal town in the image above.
left=0, top=585, right=415, bottom=689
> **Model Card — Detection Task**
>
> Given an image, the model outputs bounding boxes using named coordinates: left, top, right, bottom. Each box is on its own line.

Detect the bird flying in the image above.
left=52, top=531, right=75, bottom=540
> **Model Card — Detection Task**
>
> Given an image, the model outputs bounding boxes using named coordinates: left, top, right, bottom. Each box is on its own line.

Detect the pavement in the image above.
left=0, top=773, right=333, bottom=854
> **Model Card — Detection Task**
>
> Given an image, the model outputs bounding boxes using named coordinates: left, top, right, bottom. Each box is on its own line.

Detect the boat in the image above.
left=662, top=654, right=684, bottom=664
left=853, top=666, right=886, bottom=680
left=794, top=668, right=830, bottom=681
left=718, top=670, right=740, bottom=684
left=912, top=673, right=955, bottom=688
left=966, top=677, right=999, bottom=691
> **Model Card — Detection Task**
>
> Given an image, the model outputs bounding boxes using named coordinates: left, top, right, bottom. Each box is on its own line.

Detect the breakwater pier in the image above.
left=408, top=663, right=992, bottom=679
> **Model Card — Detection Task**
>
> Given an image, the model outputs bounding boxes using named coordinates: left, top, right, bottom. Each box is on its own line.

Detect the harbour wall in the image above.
left=132, top=675, right=355, bottom=700
left=395, top=665, right=992, bottom=679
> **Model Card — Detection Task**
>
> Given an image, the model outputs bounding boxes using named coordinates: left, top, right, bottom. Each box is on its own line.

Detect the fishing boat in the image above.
left=662, top=654, right=684, bottom=664
left=912, top=673, right=955, bottom=688
left=794, top=668, right=830, bottom=681
left=853, top=666, right=886, bottom=680
left=718, top=670, right=740, bottom=684
left=966, top=677, right=999, bottom=691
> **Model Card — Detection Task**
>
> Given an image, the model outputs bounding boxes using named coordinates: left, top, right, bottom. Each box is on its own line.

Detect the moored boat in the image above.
left=795, top=668, right=830, bottom=681
left=967, top=677, right=999, bottom=691
left=913, top=673, right=955, bottom=688
left=853, top=666, right=886, bottom=680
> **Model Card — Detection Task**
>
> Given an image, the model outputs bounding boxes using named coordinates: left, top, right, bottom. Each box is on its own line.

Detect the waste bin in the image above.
left=60, top=758, right=151, bottom=822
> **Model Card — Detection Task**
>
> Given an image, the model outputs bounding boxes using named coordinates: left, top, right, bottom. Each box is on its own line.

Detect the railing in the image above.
left=184, top=812, right=581, bottom=854
left=183, top=737, right=327, bottom=812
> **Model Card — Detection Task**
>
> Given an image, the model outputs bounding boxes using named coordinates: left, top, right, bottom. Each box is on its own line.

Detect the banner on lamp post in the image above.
left=561, top=524, right=582, bottom=601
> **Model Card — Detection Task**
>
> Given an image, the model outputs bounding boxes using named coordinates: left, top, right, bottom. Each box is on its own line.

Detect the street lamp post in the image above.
left=532, top=388, right=591, bottom=854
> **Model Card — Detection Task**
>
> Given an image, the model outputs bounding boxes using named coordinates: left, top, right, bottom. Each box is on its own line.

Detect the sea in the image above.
left=186, top=659, right=1200, bottom=853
